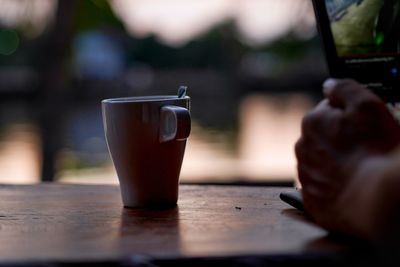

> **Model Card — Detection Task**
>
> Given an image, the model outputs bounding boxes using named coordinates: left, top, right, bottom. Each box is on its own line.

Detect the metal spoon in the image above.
left=178, top=86, right=187, bottom=98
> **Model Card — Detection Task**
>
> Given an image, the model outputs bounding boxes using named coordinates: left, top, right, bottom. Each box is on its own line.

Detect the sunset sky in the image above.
left=0, top=0, right=316, bottom=45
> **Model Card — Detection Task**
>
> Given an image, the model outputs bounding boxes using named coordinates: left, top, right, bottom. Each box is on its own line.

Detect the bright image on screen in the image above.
left=325, top=0, right=400, bottom=57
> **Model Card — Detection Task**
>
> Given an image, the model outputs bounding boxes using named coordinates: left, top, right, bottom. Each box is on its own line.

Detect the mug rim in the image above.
left=102, top=95, right=190, bottom=104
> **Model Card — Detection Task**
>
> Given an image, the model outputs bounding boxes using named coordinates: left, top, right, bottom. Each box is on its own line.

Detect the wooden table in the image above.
left=0, top=184, right=358, bottom=266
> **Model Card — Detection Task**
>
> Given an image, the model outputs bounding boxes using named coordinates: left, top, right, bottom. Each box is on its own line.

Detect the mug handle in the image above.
left=159, top=105, right=191, bottom=143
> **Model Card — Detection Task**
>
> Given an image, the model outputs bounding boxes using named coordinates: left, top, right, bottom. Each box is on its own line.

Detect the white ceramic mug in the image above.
left=102, top=96, right=191, bottom=208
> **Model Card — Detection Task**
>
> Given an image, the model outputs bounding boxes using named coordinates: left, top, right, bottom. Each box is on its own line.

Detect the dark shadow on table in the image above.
left=280, top=208, right=315, bottom=228
left=281, top=208, right=365, bottom=249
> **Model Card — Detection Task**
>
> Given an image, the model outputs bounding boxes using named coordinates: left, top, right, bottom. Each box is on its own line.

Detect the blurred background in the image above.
left=0, top=0, right=328, bottom=185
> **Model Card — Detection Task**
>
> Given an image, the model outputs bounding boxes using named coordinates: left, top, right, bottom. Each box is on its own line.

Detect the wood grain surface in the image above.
left=0, top=184, right=346, bottom=263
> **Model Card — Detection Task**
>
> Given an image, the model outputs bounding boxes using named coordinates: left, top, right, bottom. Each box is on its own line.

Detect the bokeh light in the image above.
left=0, top=29, right=19, bottom=55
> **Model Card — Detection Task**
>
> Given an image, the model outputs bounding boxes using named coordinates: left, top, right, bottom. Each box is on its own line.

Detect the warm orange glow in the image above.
left=179, top=94, right=312, bottom=182
left=0, top=124, right=41, bottom=184
left=238, top=94, right=311, bottom=180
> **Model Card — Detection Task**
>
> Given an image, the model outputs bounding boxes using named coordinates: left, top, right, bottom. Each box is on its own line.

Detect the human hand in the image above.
left=295, top=79, right=400, bottom=234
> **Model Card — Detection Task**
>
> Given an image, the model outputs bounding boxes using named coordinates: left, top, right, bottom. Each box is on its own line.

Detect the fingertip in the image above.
left=322, top=78, right=340, bottom=96
left=322, top=78, right=362, bottom=108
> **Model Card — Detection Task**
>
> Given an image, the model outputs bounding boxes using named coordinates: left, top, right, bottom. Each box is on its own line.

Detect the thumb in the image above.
left=323, top=79, right=370, bottom=109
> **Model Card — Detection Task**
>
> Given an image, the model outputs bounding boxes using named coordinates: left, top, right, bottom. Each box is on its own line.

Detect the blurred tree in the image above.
left=127, top=21, right=246, bottom=69
left=72, top=0, right=125, bottom=34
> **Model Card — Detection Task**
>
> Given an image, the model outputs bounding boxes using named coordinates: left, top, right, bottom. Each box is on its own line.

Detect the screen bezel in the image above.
left=312, top=0, right=344, bottom=78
